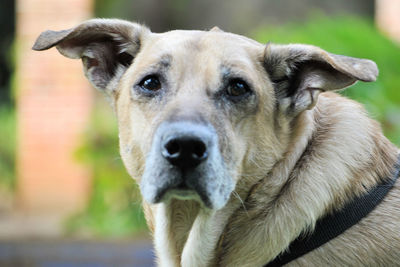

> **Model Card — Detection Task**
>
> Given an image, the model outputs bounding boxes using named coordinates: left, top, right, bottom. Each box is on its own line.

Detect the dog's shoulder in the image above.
left=294, top=180, right=400, bottom=266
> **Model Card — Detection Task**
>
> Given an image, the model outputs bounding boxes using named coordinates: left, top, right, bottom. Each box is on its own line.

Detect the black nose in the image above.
left=162, top=136, right=208, bottom=170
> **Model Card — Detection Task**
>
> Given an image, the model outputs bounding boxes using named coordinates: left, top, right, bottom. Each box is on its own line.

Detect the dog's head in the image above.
left=33, top=19, right=378, bottom=210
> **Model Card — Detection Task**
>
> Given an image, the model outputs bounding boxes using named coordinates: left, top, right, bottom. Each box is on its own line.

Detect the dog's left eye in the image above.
left=138, top=75, right=162, bottom=92
left=226, top=79, right=251, bottom=98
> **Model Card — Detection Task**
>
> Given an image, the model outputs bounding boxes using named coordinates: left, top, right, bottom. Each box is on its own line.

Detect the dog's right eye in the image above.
left=138, top=75, right=162, bottom=93
left=224, top=78, right=252, bottom=102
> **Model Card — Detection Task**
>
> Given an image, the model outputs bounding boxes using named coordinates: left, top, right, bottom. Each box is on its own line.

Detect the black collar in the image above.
left=265, top=155, right=400, bottom=267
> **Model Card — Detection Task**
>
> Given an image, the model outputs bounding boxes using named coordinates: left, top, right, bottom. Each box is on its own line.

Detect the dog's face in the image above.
left=33, top=19, right=378, bottom=210
left=117, top=29, right=274, bottom=209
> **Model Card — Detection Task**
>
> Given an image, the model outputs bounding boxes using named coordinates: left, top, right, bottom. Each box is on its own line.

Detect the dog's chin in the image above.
left=158, top=188, right=205, bottom=205
left=142, top=183, right=225, bottom=210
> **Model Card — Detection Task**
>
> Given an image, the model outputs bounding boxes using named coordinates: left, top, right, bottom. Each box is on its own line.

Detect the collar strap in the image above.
left=265, top=155, right=400, bottom=267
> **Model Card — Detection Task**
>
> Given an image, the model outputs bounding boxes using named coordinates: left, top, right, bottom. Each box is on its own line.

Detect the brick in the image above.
left=16, top=0, right=94, bottom=214
left=376, top=0, right=400, bottom=43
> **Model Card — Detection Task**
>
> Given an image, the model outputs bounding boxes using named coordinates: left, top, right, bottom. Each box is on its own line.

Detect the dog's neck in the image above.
left=150, top=94, right=399, bottom=267
left=153, top=192, right=247, bottom=266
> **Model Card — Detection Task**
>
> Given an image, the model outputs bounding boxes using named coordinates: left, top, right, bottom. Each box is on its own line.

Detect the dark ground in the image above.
left=0, top=239, right=155, bottom=267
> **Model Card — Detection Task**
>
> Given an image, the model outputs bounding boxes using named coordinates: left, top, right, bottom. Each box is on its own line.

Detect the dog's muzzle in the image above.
left=140, top=121, right=233, bottom=209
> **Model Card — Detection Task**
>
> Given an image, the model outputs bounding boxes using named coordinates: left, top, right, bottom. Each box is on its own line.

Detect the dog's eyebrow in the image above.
left=136, top=54, right=172, bottom=78
left=220, top=64, right=251, bottom=82
left=158, top=54, right=172, bottom=69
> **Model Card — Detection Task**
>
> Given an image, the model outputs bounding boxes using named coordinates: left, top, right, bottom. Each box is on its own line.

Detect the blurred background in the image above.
left=0, top=0, right=399, bottom=266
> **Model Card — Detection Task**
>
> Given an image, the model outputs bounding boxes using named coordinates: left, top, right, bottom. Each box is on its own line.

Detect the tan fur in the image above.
left=33, top=19, right=400, bottom=266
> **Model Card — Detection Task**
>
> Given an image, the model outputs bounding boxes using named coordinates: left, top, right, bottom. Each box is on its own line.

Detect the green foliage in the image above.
left=253, top=15, right=400, bottom=145
left=66, top=99, right=147, bottom=238
left=0, top=106, right=15, bottom=190
left=0, top=38, right=16, bottom=191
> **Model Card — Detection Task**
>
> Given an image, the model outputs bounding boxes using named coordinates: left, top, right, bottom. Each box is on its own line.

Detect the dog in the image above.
left=33, top=19, right=400, bottom=266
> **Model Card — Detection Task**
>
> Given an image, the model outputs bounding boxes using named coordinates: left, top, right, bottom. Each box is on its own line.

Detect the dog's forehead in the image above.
left=132, top=30, right=265, bottom=83
left=157, top=29, right=261, bottom=45
left=142, top=30, right=263, bottom=61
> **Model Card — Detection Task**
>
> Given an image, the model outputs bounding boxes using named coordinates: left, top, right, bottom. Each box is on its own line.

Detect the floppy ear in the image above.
left=33, top=19, right=150, bottom=93
left=264, top=44, right=378, bottom=116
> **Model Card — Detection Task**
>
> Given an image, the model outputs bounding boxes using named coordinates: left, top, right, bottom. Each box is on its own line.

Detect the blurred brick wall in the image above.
left=16, top=0, right=93, bottom=214
left=376, top=0, right=400, bottom=43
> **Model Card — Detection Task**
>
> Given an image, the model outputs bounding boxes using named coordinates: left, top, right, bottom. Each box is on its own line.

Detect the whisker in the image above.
left=232, top=190, right=249, bottom=217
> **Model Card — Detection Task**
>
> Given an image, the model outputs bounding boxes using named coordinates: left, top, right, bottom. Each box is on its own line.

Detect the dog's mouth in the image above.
left=175, top=181, right=189, bottom=190
left=153, top=175, right=211, bottom=207
left=155, top=180, right=192, bottom=200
